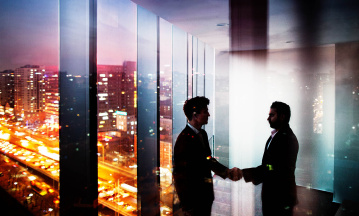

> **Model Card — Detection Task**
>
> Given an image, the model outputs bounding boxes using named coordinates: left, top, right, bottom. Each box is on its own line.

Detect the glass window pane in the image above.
left=97, top=0, right=138, bottom=215
left=59, top=0, right=97, bottom=215
left=205, top=45, right=215, bottom=151
left=173, top=26, right=188, bottom=143
left=192, top=37, right=198, bottom=97
left=159, top=18, right=173, bottom=215
left=137, top=5, right=160, bottom=215
left=334, top=42, right=359, bottom=202
left=172, top=24, right=189, bottom=215
left=197, top=40, right=205, bottom=97
left=187, top=34, right=193, bottom=99
left=0, top=0, right=60, bottom=214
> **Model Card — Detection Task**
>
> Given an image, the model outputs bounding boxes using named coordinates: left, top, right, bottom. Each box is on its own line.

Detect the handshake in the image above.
left=227, top=167, right=243, bottom=181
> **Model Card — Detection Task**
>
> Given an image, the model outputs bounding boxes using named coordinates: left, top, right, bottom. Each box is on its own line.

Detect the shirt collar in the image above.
left=187, top=122, right=200, bottom=134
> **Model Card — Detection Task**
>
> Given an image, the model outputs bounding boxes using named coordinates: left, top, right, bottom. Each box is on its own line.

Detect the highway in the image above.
left=0, top=121, right=138, bottom=215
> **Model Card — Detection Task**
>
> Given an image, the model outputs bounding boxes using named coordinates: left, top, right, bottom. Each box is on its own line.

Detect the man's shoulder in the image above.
left=174, top=126, right=196, bottom=152
left=278, top=126, right=299, bottom=145
left=279, top=125, right=295, bottom=135
left=176, top=126, right=195, bottom=141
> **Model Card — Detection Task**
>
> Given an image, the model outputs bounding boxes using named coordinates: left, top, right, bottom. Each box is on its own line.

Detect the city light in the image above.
left=28, top=176, right=36, bottom=181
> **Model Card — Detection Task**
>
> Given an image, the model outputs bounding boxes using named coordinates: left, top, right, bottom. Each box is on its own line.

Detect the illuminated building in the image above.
left=116, top=111, right=136, bottom=135
left=14, top=65, right=46, bottom=120
left=160, top=140, right=172, bottom=169
left=97, top=62, right=137, bottom=132
left=116, top=111, right=128, bottom=131
left=0, top=70, right=14, bottom=109
left=121, top=61, right=137, bottom=117
left=44, top=67, right=59, bottom=134
left=97, top=64, right=123, bottom=131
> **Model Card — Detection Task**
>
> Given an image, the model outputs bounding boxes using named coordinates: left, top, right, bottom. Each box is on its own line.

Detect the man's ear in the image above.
left=280, top=114, right=285, bottom=121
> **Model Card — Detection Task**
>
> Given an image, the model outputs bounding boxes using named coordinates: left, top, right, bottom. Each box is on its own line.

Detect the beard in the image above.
left=269, top=121, right=279, bottom=129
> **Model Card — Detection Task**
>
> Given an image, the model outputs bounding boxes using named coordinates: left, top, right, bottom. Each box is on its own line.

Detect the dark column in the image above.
left=59, top=0, right=98, bottom=215
left=230, top=0, right=268, bottom=52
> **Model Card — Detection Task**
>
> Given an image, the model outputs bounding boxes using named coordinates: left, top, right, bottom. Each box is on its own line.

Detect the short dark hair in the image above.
left=183, top=96, right=210, bottom=121
left=271, top=101, right=291, bottom=123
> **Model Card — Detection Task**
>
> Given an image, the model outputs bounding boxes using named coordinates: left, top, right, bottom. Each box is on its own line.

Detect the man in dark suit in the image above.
left=173, top=96, right=241, bottom=216
left=242, top=101, right=299, bottom=216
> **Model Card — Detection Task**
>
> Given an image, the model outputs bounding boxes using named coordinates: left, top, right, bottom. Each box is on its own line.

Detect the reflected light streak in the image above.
left=38, top=146, right=59, bottom=161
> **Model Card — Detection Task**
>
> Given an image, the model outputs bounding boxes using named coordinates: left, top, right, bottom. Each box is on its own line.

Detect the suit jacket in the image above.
left=173, top=125, right=228, bottom=211
left=243, top=124, right=299, bottom=207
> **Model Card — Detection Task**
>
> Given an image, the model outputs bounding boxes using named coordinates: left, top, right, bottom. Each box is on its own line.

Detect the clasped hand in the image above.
left=227, top=167, right=242, bottom=181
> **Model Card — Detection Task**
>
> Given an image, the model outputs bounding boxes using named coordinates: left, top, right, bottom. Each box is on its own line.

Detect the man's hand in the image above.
left=227, top=167, right=243, bottom=181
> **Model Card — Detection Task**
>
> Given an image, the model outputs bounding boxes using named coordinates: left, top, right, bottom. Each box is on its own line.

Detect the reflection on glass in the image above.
left=192, top=37, right=198, bottom=97
left=159, top=18, right=173, bottom=215
left=334, top=42, right=359, bottom=202
left=188, top=34, right=193, bottom=99
left=204, top=45, right=215, bottom=151
left=97, top=0, right=138, bottom=215
left=197, top=40, right=205, bottom=97
left=172, top=25, right=188, bottom=214
left=173, top=26, right=188, bottom=141
left=229, top=46, right=336, bottom=215
left=265, top=46, right=335, bottom=192
left=0, top=0, right=60, bottom=214
left=137, top=5, right=160, bottom=215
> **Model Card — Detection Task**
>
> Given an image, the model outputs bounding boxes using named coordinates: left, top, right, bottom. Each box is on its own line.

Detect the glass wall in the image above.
left=0, top=0, right=218, bottom=215
left=95, top=1, right=216, bottom=215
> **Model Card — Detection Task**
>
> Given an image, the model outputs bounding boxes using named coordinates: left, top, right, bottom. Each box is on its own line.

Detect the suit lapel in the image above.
left=264, top=136, right=272, bottom=152
left=185, top=125, right=211, bottom=156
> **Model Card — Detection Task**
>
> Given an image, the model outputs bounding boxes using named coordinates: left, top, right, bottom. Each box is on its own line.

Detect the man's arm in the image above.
left=207, top=156, right=242, bottom=181
left=242, top=165, right=265, bottom=185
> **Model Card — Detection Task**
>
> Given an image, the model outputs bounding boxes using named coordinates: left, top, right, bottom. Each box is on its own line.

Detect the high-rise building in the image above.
left=97, top=61, right=137, bottom=132
left=0, top=70, right=15, bottom=109
left=122, top=61, right=137, bottom=117
left=97, top=64, right=123, bottom=131
left=44, top=66, right=59, bottom=134
left=14, top=65, right=46, bottom=120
